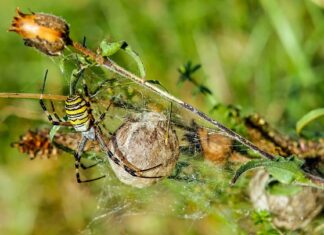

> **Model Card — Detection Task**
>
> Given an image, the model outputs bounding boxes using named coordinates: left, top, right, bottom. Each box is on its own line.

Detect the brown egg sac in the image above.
left=9, top=8, right=71, bottom=56
left=249, top=170, right=324, bottom=230
left=108, top=112, right=180, bottom=188
left=197, top=128, right=233, bottom=164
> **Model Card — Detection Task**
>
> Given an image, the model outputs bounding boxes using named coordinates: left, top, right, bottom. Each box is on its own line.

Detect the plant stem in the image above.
left=72, top=41, right=276, bottom=160
left=0, top=92, right=67, bottom=101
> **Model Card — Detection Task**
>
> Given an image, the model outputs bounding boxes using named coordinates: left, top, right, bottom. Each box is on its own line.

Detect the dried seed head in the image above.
left=11, top=129, right=59, bottom=159
left=12, top=128, right=102, bottom=159
left=108, top=112, right=180, bottom=188
left=9, top=8, right=71, bottom=56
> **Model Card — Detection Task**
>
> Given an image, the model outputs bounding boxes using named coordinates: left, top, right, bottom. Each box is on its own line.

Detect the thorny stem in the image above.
left=72, top=41, right=276, bottom=161
left=0, top=92, right=67, bottom=101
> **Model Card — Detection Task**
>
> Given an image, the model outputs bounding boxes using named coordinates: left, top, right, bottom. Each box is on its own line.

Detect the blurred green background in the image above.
left=0, top=0, right=323, bottom=234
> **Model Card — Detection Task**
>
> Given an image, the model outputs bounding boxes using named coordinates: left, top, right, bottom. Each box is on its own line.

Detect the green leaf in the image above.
left=198, top=85, right=212, bottom=95
left=257, top=229, right=281, bottom=235
left=147, top=80, right=168, bottom=92
left=49, top=125, right=61, bottom=142
left=231, top=156, right=306, bottom=184
left=251, top=210, right=271, bottom=225
left=296, top=108, right=324, bottom=134
left=99, top=40, right=123, bottom=57
left=177, top=61, right=202, bottom=84
left=267, top=167, right=295, bottom=184
left=147, top=80, right=162, bottom=85
left=251, top=210, right=281, bottom=235
left=266, top=181, right=302, bottom=196
left=191, top=64, right=202, bottom=73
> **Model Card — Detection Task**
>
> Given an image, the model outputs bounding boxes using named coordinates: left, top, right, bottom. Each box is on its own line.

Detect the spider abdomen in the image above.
left=65, top=95, right=91, bottom=132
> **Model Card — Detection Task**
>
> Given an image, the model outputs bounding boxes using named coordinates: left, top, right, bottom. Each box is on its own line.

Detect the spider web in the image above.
left=56, top=53, right=255, bottom=234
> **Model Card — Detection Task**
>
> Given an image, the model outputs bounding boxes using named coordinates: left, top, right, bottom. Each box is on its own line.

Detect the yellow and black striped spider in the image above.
left=39, top=70, right=162, bottom=183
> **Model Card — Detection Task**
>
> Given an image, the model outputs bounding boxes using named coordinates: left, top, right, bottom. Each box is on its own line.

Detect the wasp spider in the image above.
left=39, top=70, right=163, bottom=183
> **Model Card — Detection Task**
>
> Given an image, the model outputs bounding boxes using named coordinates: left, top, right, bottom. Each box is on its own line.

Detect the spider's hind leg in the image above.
left=74, top=136, right=106, bottom=183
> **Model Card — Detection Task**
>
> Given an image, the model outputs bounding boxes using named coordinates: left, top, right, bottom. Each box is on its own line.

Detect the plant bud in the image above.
left=9, top=8, right=71, bottom=56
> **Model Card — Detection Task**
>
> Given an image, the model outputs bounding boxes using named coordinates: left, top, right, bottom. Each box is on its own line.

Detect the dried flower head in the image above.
left=11, top=128, right=102, bottom=160
left=9, top=8, right=71, bottom=56
left=108, top=112, right=180, bottom=188
left=11, top=129, right=59, bottom=159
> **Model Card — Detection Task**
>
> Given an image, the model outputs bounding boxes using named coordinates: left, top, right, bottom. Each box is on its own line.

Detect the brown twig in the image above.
left=0, top=92, right=66, bottom=101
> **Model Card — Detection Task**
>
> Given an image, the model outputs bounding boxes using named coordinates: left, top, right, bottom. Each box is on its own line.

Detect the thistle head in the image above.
left=9, top=8, right=71, bottom=56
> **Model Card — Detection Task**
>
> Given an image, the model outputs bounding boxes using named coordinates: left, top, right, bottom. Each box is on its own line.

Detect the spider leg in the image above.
left=75, top=136, right=105, bottom=183
left=50, top=100, right=63, bottom=122
left=89, top=79, right=117, bottom=99
left=39, top=70, right=71, bottom=126
left=122, top=165, right=163, bottom=179
left=95, top=128, right=164, bottom=179
left=39, top=99, right=71, bottom=126
left=95, top=101, right=113, bottom=125
left=110, top=135, right=163, bottom=178
left=69, top=52, right=88, bottom=95
left=164, top=102, right=173, bottom=145
left=81, top=80, right=95, bottom=114
left=82, top=79, right=90, bottom=98
left=84, top=80, right=114, bottom=127
left=80, top=161, right=102, bottom=170
left=52, top=137, right=102, bottom=170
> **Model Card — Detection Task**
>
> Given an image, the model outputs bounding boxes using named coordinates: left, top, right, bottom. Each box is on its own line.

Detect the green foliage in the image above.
left=1, top=0, right=324, bottom=234
left=210, top=104, right=247, bottom=134
left=251, top=210, right=280, bottom=235
left=99, top=40, right=126, bottom=57
left=296, top=108, right=324, bottom=135
left=99, top=40, right=146, bottom=78
left=146, top=79, right=169, bottom=92
left=178, top=61, right=201, bottom=82
left=178, top=61, right=212, bottom=96
left=49, top=125, right=61, bottom=142
left=266, top=181, right=302, bottom=196
left=232, top=156, right=308, bottom=185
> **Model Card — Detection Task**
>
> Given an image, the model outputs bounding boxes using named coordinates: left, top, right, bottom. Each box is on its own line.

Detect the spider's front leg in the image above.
left=39, top=70, right=71, bottom=126
left=81, top=79, right=113, bottom=125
